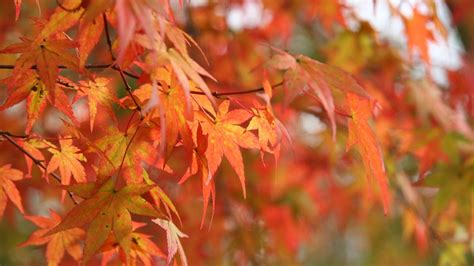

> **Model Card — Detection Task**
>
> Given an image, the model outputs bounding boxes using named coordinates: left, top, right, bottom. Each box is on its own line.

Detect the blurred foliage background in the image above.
left=0, top=0, right=474, bottom=265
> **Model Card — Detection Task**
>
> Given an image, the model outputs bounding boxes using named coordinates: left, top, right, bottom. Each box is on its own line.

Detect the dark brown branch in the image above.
left=0, top=64, right=140, bottom=79
left=0, top=131, right=78, bottom=204
left=0, top=60, right=280, bottom=99
left=189, top=81, right=284, bottom=99
left=103, top=13, right=115, bottom=61
left=0, top=61, right=350, bottom=119
left=102, top=14, right=142, bottom=113
left=56, top=0, right=82, bottom=12
left=118, top=67, right=142, bottom=112
left=0, top=130, right=28, bottom=138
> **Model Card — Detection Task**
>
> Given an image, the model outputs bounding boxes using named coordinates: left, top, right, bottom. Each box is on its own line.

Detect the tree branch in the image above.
left=0, top=130, right=28, bottom=138
left=189, top=81, right=284, bottom=99
left=0, top=131, right=78, bottom=204
left=0, top=64, right=140, bottom=79
left=102, top=13, right=142, bottom=113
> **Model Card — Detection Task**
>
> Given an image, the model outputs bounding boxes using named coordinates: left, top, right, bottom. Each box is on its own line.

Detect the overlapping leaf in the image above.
left=0, top=164, right=24, bottom=218
left=247, top=107, right=279, bottom=154
left=47, top=138, right=87, bottom=195
left=101, top=224, right=166, bottom=266
left=94, top=126, right=155, bottom=183
left=77, top=77, right=118, bottom=131
left=0, top=72, right=49, bottom=132
left=152, top=218, right=188, bottom=266
left=46, top=178, right=162, bottom=264
left=78, top=17, right=104, bottom=67
left=268, top=49, right=370, bottom=141
left=20, top=210, right=84, bottom=266
left=124, top=69, right=193, bottom=159
left=402, top=7, right=434, bottom=64
left=195, top=101, right=259, bottom=198
left=179, top=125, right=215, bottom=228
left=0, top=37, right=79, bottom=91
left=346, top=92, right=390, bottom=214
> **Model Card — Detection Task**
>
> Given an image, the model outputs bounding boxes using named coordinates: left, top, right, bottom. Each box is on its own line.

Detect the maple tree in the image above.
left=0, top=0, right=473, bottom=265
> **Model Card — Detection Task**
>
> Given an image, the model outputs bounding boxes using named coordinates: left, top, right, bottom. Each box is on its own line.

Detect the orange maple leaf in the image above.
left=268, top=49, right=358, bottom=140
left=307, top=0, right=346, bottom=31
left=247, top=107, right=280, bottom=154
left=78, top=17, right=104, bottom=67
left=346, top=92, right=390, bottom=214
left=125, top=71, right=193, bottom=159
left=77, top=77, right=118, bottom=131
left=0, top=72, right=50, bottom=133
left=100, top=222, right=166, bottom=266
left=0, top=37, right=80, bottom=131
left=179, top=124, right=216, bottom=228
left=20, top=210, right=84, bottom=266
left=195, top=101, right=259, bottom=198
left=47, top=138, right=87, bottom=192
left=0, top=37, right=79, bottom=91
left=0, top=164, right=24, bottom=218
left=45, top=178, right=163, bottom=265
left=94, top=126, right=156, bottom=184
left=403, top=8, right=434, bottom=64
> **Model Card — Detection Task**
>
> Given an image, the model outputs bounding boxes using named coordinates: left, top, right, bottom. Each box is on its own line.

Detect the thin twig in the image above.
left=118, top=67, right=142, bottom=112
left=0, top=130, right=28, bottom=138
left=116, top=125, right=141, bottom=184
left=56, top=0, right=82, bottom=12
left=0, top=132, right=78, bottom=204
left=189, top=81, right=284, bottom=99
left=0, top=64, right=139, bottom=79
left=102, top=13, right=115, bottom=61
left=102, top=13, right=142, bottom=113
left=0, top=62, right=285, bottom=99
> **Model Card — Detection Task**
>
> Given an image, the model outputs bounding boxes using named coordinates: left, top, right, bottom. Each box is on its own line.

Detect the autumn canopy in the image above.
left=0, top=0, right=473, bottom=265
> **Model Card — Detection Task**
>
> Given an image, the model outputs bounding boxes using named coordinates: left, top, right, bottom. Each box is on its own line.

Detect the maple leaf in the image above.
left=0, top=37, right=80, bottom=129
left=346, top=92, right=390, bottom=214
left=20, top=210, right=84, bottom=266
left=20, top=138, right=48, bottom=178
left=195, top=101, right=259, bottom=198
left=81, top=0, right=115, bottom=24
left=179, top=124, right=215, bottom=228
left=136, top=30, right=217, bottom=108
left=0, top=37, right=79, bottom=91
left=166, top=48, right=217, bottom=107
left=143, top=171, right=181, bottom=223
left=100, top=222, right=166, bottom=266
left=0, top=72, right=50, bottom=133
left=0, top=164, right=24, bottom=218
left=115, top=0, right=162, bottom=62
left=46, top=178, right=163, bottom=265
left=77, top=77, right=118, bottom=131
left=94, top=126, right=155, bottom=183
left=306, top=0, right=346, bottom=31
left=247, top=107, right=279, bottom=154
left=152, top=218, right=188, bottom=266
left=47, top=138, right=87, bottom=196
left=32, top=0, right=83, bottom=44
left=402, top=8, right=434, bottom=64
left=78, top=16, right=104, bottom=67
left=125, top=70, right=193, bottom=158
left=268, top=49, right=370, bottom=140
